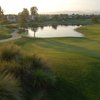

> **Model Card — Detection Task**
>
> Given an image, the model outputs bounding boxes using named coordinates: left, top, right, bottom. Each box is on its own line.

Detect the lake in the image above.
left=27, top=25, right=84, bottom=38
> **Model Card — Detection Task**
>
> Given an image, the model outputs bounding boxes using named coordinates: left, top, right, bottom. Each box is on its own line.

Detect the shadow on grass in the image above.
left=80, top=62, right=100, bottom=100
left=31, top=77, right=87, bottom=100
left=46, top=77, right=87, bottom=100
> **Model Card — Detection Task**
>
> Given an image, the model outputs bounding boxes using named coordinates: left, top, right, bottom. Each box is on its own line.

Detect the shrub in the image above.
left=0, top=44, right=57, bottom=99
left=0, top=60, right=22, bottom=77
left=16, top=55, right=56, bottom=95
left=91, top=17, right=98, bottom=24
left=0, top=44, right=21, bottom=61
left=0, top=73, right=23, bottom=100
left=20, top=54, right=49, bottom=71
left=32, top=69, right=56, bottom=89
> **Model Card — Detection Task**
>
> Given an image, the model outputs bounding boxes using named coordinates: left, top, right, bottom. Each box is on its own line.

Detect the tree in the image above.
left=22, top=8, right=29, bottom=20
left=30, top=6, right=38, bottom=20
left=18, top=8, right=29, bottom=27
left=30, top=6, right=38, bottom=15
left=91, top=16, right=98, bottom=24
left=31, top=25, right=38, bottom=38
left=0, top=6, right=5, bottom=24
left=18, top=12, right=25, bottom=27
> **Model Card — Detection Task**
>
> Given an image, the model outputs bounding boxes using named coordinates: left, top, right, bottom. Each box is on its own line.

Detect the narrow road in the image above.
left=0, top=29, right=21, bottom=42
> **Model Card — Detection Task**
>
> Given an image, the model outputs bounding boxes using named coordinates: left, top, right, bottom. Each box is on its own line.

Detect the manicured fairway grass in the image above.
left=1, top=24, right=100, bottom=100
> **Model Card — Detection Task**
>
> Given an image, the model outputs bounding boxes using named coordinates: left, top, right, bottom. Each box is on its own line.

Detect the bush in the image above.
left=16, top=55, right=56, bottom=95
left=32, top=69, right=56, bottom=89
left=0, top=73, right=22, bottom=100
left=91, top=17, right=98, bottom=23
left=0, top=44, right=21, bottom=61
left=0, top=44, right=57, bottom=99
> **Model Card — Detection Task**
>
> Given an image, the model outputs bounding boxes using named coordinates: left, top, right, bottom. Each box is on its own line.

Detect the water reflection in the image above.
left=31, top=27, right=38, bottom=38
left=51, top=25, right=58, bottom=30
left=40, top=26, right=44, bottom=30
left=27, top=25, right=84, bottom=38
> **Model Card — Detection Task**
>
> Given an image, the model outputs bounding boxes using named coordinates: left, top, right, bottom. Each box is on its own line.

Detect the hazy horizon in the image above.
left=0, top=0, right=100, bottom=14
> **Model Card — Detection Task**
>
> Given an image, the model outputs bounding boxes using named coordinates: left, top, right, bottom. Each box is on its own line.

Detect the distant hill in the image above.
left=43, top=10, right=100, bottom=15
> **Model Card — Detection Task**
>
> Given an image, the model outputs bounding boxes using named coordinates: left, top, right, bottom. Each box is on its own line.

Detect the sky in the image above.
left=0, top=0, right=100, bottom=14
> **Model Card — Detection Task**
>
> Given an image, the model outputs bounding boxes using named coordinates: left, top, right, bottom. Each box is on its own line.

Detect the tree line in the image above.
left=0, top=6, right=100, bottom=27
left=18, top=7, right=38, bottom=27
left=0, top=6, right=8, bottom=24
left=0, top=6, right=38, bottom=26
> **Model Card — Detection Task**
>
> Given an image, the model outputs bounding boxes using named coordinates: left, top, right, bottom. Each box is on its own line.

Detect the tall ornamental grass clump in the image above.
left=0, top=73, right=22, bottom=100
left=0, top=44, right=57, bottom=99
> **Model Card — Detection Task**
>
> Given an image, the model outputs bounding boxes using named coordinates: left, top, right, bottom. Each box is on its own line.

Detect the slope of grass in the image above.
left=0, top=24, right=100, bottom=100
left=0, top=26, right=12, bottom=39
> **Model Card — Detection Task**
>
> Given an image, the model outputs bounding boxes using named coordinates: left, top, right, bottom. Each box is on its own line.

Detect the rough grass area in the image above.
left=0, top=26, right=12, bottom=39
left=0, top=24, right=100, bottom=100
left=0, top=44, right=58, bottom=100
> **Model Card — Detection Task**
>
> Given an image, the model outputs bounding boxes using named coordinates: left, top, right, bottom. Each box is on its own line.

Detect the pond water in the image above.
left=27, top=25, right=84, bottom=38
